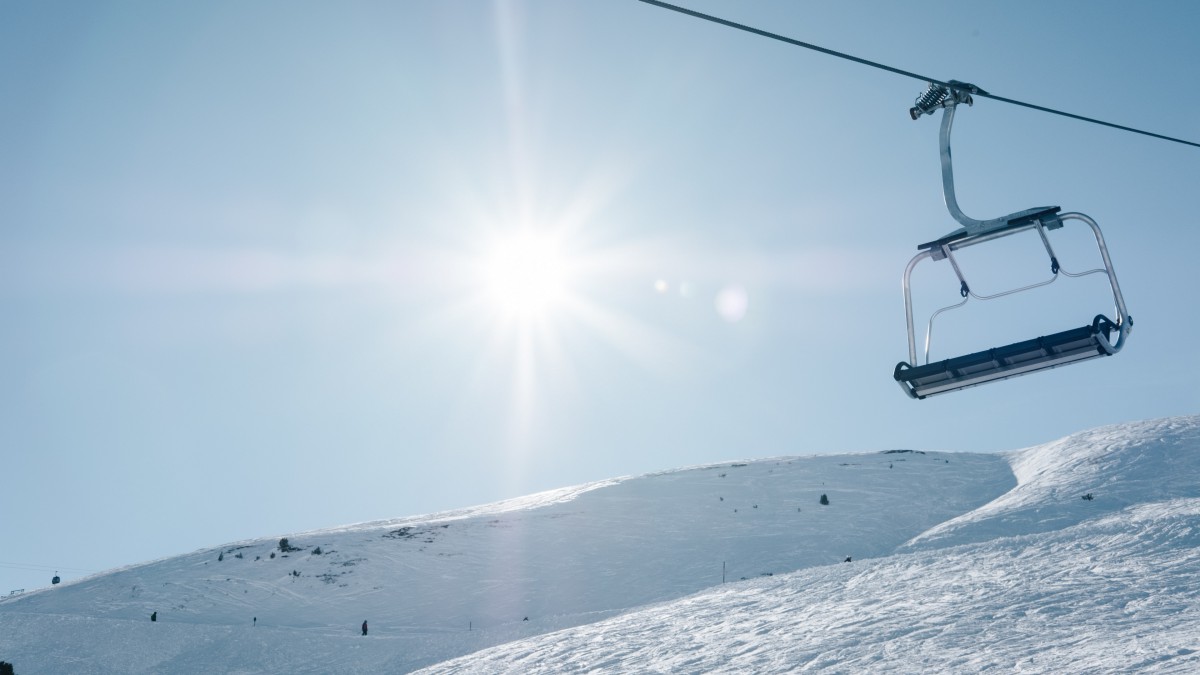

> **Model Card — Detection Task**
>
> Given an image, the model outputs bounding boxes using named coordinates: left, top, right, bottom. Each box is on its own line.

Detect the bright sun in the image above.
left=481, top=231, right=573, bottom=319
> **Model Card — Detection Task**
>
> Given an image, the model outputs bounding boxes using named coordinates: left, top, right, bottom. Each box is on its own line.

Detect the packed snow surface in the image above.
left=2, top=415, right=1199, bottom=673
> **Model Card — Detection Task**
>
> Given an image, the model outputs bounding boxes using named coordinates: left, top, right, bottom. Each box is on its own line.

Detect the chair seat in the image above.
left=895, top=318, right=1116, bottom=399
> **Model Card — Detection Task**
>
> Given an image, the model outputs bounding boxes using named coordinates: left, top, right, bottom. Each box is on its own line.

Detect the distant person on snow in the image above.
left=151, top=611, right=157, bottom=622
left=362, top=620, right=368, bottom=636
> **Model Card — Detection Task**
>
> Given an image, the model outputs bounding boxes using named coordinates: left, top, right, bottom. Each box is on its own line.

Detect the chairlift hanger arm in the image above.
left=909, top=82, right=1064, bottom=247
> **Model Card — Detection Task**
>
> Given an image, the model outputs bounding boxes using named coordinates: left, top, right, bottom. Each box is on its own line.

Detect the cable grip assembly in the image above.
left=909, top=80, right=987, bottom=120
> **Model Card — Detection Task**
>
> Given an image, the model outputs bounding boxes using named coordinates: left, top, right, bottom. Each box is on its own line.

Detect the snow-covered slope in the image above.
left=429, top=416, right=1200, bottom=673
left=2, top=415, right=1198, bottom=673
left=432, top=498, right=1200, bottom=673
left=904, top=416, right=1200, bottom=550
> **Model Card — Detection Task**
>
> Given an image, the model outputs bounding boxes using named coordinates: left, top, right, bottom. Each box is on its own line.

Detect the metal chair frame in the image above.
left=895, top=86, right=1132, bottom=399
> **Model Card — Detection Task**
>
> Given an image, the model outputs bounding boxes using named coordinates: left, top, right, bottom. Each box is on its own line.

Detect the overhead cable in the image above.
left=636, top=0, right=1200, bottom=149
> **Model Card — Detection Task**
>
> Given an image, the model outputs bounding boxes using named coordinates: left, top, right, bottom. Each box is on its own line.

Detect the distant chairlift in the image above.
left=894, top=82, right=1132, bottom=399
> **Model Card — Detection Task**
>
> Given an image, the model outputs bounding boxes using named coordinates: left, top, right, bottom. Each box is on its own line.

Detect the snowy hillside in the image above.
left=429, top=416, right=1200, bottom=673
left=2, top=415, right=1199, bottom=673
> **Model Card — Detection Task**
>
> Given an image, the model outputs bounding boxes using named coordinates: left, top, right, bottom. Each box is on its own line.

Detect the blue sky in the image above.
left=2, top=0, right=1197, bottom=593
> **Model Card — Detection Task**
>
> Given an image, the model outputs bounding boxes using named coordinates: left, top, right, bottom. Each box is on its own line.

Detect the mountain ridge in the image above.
left=3, top=414, right=1197, bottom=673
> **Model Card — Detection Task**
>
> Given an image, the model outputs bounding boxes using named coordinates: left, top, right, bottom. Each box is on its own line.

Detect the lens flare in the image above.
left=715, top=285, right=749, bottom=322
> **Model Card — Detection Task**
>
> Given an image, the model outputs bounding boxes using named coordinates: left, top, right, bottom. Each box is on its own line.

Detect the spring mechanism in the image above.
left=909, top=83, right=949, bottom=120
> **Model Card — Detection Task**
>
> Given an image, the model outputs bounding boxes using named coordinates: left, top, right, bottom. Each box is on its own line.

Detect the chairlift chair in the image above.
left=894, top=82, right=1132, bottom=399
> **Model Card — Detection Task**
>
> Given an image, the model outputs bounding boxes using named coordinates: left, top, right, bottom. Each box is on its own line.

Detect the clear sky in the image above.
left=2, top=0, right=1197, bottom=594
